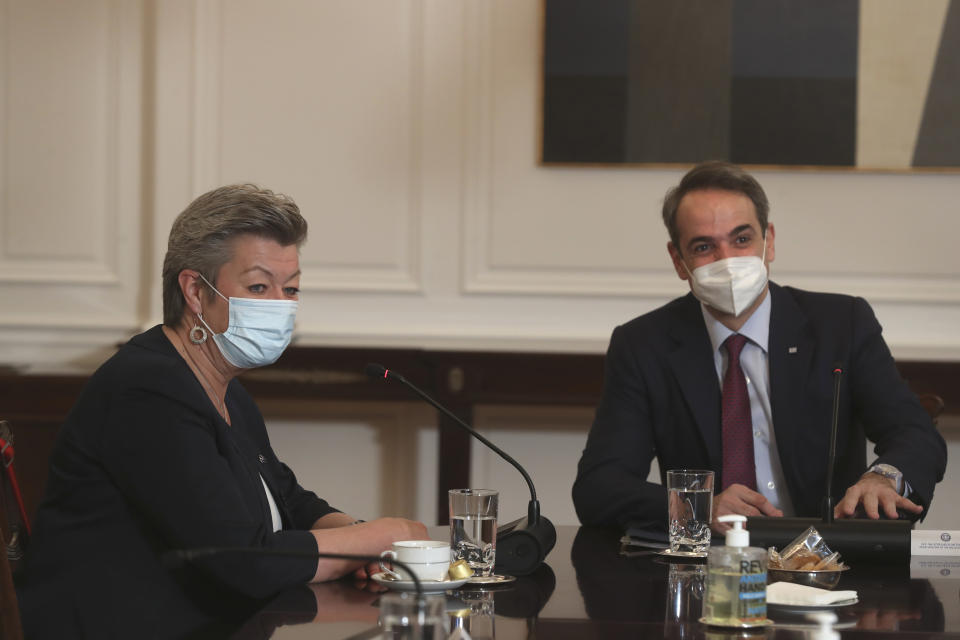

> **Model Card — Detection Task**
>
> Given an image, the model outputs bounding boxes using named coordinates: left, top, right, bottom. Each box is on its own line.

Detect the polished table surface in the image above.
left=229, top=525, right=960, bottom=639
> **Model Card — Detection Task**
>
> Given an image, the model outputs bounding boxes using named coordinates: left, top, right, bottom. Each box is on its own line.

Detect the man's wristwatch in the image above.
left=868, top=463, right=904, bottom=495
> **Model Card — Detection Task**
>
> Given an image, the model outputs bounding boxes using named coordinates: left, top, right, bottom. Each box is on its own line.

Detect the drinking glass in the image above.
left=666, top=469, right=714, bottom=553
left=379, top=592, right=446, bottom=640
left=448, top=489, right=498, bottom=577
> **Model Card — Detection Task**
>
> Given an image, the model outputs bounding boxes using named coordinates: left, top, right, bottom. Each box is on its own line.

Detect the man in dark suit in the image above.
left=573, top=162, right=946, bottom=532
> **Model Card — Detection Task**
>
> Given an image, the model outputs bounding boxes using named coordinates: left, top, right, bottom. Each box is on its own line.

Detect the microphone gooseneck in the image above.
left=364, top=363, right=539, bottom=516
left=822, top=362, right=844, bottom=523
left=749, top=361, right=913, bottom=564
left=365, top=362, right=556, bottom=575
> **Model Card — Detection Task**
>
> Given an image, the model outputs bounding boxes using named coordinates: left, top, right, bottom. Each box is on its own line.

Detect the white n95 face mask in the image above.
left=684, top=238, right=768, bottom=316
left=197, top=274, right=298, bottom=369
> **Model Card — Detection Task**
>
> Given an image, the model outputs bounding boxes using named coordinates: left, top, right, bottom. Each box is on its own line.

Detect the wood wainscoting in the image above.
left=1, top=348, right=956, bottom=525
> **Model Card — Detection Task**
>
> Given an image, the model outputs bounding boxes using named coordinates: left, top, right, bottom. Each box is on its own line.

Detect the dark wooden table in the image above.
left=241, top=525, right=960, bottom=639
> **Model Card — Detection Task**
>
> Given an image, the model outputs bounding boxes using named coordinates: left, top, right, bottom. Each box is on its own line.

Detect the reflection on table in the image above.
left=134, top=525, right=956, bottom=638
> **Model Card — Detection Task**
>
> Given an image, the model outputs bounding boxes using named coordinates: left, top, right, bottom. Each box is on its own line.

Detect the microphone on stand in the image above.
left=821, top=362, right=844, bottom=523
left=748, top=361, right=913, bottom=563
left=364, top=363, right=556, bottom=576
left=163, top=546, right=424, bottom=596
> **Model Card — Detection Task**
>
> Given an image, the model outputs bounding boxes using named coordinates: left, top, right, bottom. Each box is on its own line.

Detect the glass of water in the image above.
left=665, top=562, right=706, bottom=625
left=450, top=590, right=495, bottom=640
left=448, top=489, right=498, bottom=577
left=666, top=469, right=714, bottom=554
left=379, top=592, right=446, bottom=639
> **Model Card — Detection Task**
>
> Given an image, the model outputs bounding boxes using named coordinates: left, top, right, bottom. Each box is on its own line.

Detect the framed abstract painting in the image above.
left=541, top=0, right=960, bottom=170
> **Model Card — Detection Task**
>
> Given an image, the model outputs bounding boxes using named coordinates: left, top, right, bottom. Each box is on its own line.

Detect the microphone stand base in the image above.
left=747, top=516, right=912, bottom=564
left=494, top=515, right=556, bottom=576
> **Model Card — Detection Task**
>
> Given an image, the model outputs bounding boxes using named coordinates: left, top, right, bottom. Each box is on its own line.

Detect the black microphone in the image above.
left=821, top=361, right=844, bottom=523
left=364, top=363, right=556, bottom=576
left=163, top=546, right=424, bottom=596
left=748, top=361, right=913, bottom=563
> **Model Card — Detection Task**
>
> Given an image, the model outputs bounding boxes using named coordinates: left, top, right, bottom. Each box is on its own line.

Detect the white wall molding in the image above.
left=299, top=264, right=423, bottom=294
left=460, top=0, right=496, bottom=297
left=0, top=323, right=136, bottom=370
left=783, top=273, right=960, bottom=304
left=0, top=0, right=142, bottom=369
left=456, top=0, right=960, bottom=312
left=292, top=0, right=425, bottom=295
left=263, top=401, right=433, bottom=520
left=188, top=0, right=424, bottom=296
left=0, top=0, right=139, bottom=286
left=191, top=0, right=221, bottom=196
left=463, top=267, right=960, bottom=304
left=3, top=0, right=959, bottom=365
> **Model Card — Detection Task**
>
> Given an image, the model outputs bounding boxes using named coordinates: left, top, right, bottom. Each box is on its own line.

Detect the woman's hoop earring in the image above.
left=189, top=317, right=208, bottom=345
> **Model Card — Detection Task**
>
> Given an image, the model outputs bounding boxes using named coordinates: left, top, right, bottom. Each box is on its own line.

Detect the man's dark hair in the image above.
left=661, top=161, right=769, bottom=251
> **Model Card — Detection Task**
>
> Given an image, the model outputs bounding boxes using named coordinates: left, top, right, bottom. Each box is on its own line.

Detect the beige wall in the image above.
left=1, top=0, right=957, bottom=529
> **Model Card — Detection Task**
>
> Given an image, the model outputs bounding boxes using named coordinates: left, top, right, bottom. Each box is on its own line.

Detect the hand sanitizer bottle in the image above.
left=703, top=514, right=768, bottom=626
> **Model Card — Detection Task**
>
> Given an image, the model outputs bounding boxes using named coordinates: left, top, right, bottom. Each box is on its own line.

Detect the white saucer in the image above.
left=465, top=574, right=516, bottom=586
left=767, top=597, right=859, bottom=612
left=370, top=572, right=470, bottom=593
left=657, top=548, right=707, bottom=559
left=699, top=616, right=774, bottom=628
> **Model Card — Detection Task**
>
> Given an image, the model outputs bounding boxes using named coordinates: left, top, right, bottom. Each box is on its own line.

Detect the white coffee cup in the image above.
left=379, top=540, right=451, bottom=582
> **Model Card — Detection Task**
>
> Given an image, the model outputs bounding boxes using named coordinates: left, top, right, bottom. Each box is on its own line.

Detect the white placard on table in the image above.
left=911, top=530, right=960, bottom=556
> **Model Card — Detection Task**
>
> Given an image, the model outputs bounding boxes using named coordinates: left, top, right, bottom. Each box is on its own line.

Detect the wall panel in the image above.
left=3, top=0, right=960, bottom=363
left=264, top=401, right=435, bottom=522
left=0, top=0, right=143, bottom=366
left=1, top=0, right=959, bottom=536
left=462, top=0, right=960, bottom=318
left=201, top=0, right=423, bottom=294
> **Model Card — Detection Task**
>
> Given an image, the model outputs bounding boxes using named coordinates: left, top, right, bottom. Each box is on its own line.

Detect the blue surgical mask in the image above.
left=197, top=274, right=298, bottom=368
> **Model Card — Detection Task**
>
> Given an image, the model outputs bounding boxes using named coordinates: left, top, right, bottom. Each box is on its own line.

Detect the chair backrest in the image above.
left=917, top=393, right=945, bottom=426
left=0, top=420, right=24, bottom=640
left=0, top=538, right=22, bottom=640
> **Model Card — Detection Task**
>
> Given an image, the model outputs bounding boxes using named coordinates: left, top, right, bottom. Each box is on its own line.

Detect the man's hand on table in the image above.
left=834, top=472, right=923, bottom=520
left=855, top=606, right=922, bottom=630
left=711, top=484, right=783, bottom=533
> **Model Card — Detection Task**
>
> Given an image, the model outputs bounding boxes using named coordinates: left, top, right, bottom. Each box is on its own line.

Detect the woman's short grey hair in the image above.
left=161, top=184, right=308, bottom=326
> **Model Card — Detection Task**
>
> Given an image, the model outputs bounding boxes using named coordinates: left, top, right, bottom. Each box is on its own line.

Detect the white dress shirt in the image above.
left=700, top=292, right=796, bottom=515
left=260, top=474, right=283, bottom=532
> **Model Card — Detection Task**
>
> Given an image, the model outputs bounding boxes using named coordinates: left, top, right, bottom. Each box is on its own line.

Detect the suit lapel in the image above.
left=667, top=295, right=723, bottom=471
left=767, top=284, right=815, bottom=503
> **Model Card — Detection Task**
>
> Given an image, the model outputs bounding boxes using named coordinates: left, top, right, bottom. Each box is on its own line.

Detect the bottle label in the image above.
left=704, top=557, right=768, bottom=625
left=738, top=571, right=767, bottom=621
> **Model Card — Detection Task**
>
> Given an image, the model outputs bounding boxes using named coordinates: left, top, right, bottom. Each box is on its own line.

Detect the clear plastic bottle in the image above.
left=703, top=514, right=768, bottom=626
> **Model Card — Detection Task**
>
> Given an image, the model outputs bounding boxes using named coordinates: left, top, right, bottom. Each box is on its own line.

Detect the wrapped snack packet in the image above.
left=780, top=526, right=831, bottom=570
left=767, top=547, right=783, bottom=569
left=813, top=551, right=842, bottom=570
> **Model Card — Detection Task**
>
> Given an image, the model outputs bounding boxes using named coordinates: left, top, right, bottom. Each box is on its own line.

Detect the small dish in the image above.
left=768, top=566, right=849, bottom=589
left=370, top=572, right=470, bottom=592
left=465, top=574, right=516, bottom=586
left=699, top=616, right=774, bottom=629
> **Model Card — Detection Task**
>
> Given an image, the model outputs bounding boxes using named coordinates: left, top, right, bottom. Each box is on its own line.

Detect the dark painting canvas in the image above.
left=542, top=0, right=960, bottom=169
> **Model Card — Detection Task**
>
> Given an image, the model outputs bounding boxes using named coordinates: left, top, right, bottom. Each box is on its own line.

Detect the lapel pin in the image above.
left=788, top=347, right=798, bottom=354
left=258, top=454, right=266, bottom=464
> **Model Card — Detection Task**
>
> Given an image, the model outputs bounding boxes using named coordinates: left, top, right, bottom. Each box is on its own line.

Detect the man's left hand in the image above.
left=834, top=472, right=923, bottom=520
